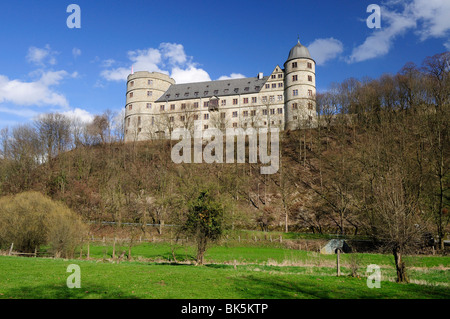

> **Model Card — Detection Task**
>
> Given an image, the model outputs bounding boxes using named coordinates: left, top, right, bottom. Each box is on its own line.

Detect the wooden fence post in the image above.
left=9, top=243, right=14, bottom=256
left=336, top=248, right=341, bottom=277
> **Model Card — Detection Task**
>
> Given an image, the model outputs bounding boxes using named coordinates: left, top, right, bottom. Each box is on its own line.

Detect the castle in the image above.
left=124, top=40, right=317, bottom=142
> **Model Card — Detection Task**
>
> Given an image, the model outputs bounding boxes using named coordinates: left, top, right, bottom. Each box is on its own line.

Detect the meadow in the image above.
left=0, top=240, right=448, bottom=299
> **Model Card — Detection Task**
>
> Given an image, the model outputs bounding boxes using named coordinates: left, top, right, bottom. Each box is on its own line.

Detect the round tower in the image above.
left=283, top=40, right=316, bottom=130
left=124, top=71, right=175, bottom=141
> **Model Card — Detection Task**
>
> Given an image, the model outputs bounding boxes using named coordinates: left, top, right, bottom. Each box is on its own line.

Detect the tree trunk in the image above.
left=196, top=236, right=207, bottom=265
left=393, top=247, right=409, bottom=283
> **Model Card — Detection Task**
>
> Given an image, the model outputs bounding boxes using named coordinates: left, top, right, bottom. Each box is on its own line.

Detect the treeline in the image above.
left=0, top=52, right=448, bottom=282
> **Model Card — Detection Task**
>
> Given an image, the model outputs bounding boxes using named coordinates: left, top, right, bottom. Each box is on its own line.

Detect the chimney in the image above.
left=257, top=72, right=263, bottom=79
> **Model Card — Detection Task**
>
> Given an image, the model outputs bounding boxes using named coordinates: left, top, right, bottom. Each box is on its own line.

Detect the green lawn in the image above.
left=0, top=254, right=448, bottom=299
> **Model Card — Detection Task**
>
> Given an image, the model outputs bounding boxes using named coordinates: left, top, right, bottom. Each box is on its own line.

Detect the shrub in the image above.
left=0, top=191, right=86, bottom=258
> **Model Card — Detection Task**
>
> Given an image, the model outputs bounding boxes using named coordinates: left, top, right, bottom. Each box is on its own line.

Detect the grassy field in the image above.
left=1, top=241, right=449, bottom=299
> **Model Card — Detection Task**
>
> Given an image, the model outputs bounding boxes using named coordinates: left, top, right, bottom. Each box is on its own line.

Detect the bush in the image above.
left=0, top=191, right=86, bottom=258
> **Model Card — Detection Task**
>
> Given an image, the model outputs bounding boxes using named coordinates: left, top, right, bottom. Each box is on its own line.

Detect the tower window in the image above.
left=130, top=81, right=134, bottom=87
left=308, top=75, right=313, bottom=82
left=129, top=104, right=132, bottom=110
left=170, top=104, right=175, bottom=110
left=243, top=98, right=249, bottom=104
left=293, top=89, right=299, bottom=96
left=308, top=102, right=314, bottom=110
left=292, top=75, right=298, bottom=81
left=232, top=111, right=238, bottom=117
left=292, top=103, right=298, bottom=109
left=292, top=62, right=297, bottom=68
left=204, top=113, right=209, bottom=120
left=307, top=62, right=312, bottom=69
left=148, top=80, right=153, bottom=85
left=138, top=116, right=141, bottom=126
left=129, top=92, right=133, bottom=98
left=147, top=91, right=152, bottom=96
left=160, top=105, right=165, bottom=111
left=146, top=103, right=151, bottom=109
left=308, top=89, right=313, bottom=96
left=233, top=98, right=238, bottom=105
left=252, top=97, right=257, bottom=103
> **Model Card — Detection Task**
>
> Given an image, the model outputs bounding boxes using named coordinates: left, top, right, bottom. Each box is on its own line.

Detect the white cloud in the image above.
left=347, top=0, right=450, bottom=63
left=444, top=40, right=450, bottom=50
left=101, top=43, right=211, bottom=84
left=26, top=45, right=57, bottom=66
left=62, top=108, right=94, bottom=123
left=171, top=66, right=211, bottom=84
left=0, top=70, right=70, bottom=107
left=307, top=38, right=344, bottom=65
left=72, top=47, right=82, bottom=58
left=159, top=43, right=188, bottom=65
left=217, top=73, right=246, bottom=80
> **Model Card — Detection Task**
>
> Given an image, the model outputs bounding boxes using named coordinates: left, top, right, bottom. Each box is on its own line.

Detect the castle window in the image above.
left=292, top=103, right=298, bottom=109
left=244, top=87, right=249, bottom=92
left=308, top=102, right=314, bottom=110
left=251, top=110, right=256, bottom=116
left=308, top=75, right=313, bottom=82
left=170, top=104, right=175, bottom=110
left=269, top=96, right=275, bottom=102
left=264, top=121, right=267, bottom=125
left=293, top=116, right=298, bottom=120
left=148, top=80, right=153, bottom=85
left=175, top=93, right=180, bottom=98
left=204, top=113, right=209, bottom=120
left=307, top=62, right=312, bottom=69
left=129, top=92, right=133, bottom=98
left=255, top=86, right=260, bottom=90
left=263, top=109, right=268, bottom=115
left=214, top=90, right=219, bottom=95
left=278, top=83, right=283, bottom=88
left=243, top=98, right=249, bottom=104
left=138, top=116, right=141, bottom=126
left=271, top=74, right=276, bottom=79
left=169, top=116, right=174, bottom=122
left=204, top=101, right=209, bottom=107
left=234, top=88, right=239, bottom=93
left=243, top=111, right=248, bottom=117
left=160, top=105, right=165, bottom=111
left=292, top=62, right=297, bottom=68
left=180, top=115, right=186, bottom=121
left=233, top=123, right=238, bottom=128
left=138, top=128, right=142, bottom=133
left=194, top=114, right=199, bottom=120
left=204, top=125, right=209, bottom=130
left=152, top=117, right=154, bottom=125
left=181, top=103, right=186, bottom=109
left=194, top=102, right=199, bottom=108
left=224, top=89, right=229, bottom=93
left=244, top=122, right=248, bottom=127
left=130, top=81, right=134, bottom=86
left=221, top=99, right=226, bottom=106
left=277, top=95, right=283, bottom=101
left=127, top=118, right=130, bottom=127
left=270, top=109, right=275, bottom=115
left=309, top=115, right=313, bottom=121
left=265, top=84, right=270, bottom=89
left=129, top=104, right=132, bottom=110
left=272, top=83, right=276, bottom=88
left=278, top=74, right=283, bottom=79
left=146, top=103, right=151, bottom=109
left=232, top=111, right=238, bottom=117
left=204, top=91, right=208, bottom=95
left=147, top=91, right=152, bottom=96
left=185, top=92, right=189, bottom=97
left=233, top=98, right=238, bottom=105
left=194, top=92, right=199, bottom=96
left=308, top=89, right=313, bottom=96
left=292, top=75, right=298, bottom=81
left=262, top=96, right=267, bottom=102
left=277, top=108, right=283, bottom=114
left=220, top=112, right=226, bottom=118
left=293, top=89, right=299, bottom=96
left=251, top=97, right=257, bottom=103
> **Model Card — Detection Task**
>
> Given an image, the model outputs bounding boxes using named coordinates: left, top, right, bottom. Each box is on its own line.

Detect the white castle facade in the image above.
left=124, top=41, right=317, bottom=142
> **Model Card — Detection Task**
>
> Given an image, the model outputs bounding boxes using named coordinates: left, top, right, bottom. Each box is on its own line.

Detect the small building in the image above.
left=320, top=239, right=351, bottom=254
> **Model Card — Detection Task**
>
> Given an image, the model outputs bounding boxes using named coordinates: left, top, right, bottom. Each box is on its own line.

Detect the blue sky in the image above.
left=0, top=0, right=449, bottom=128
